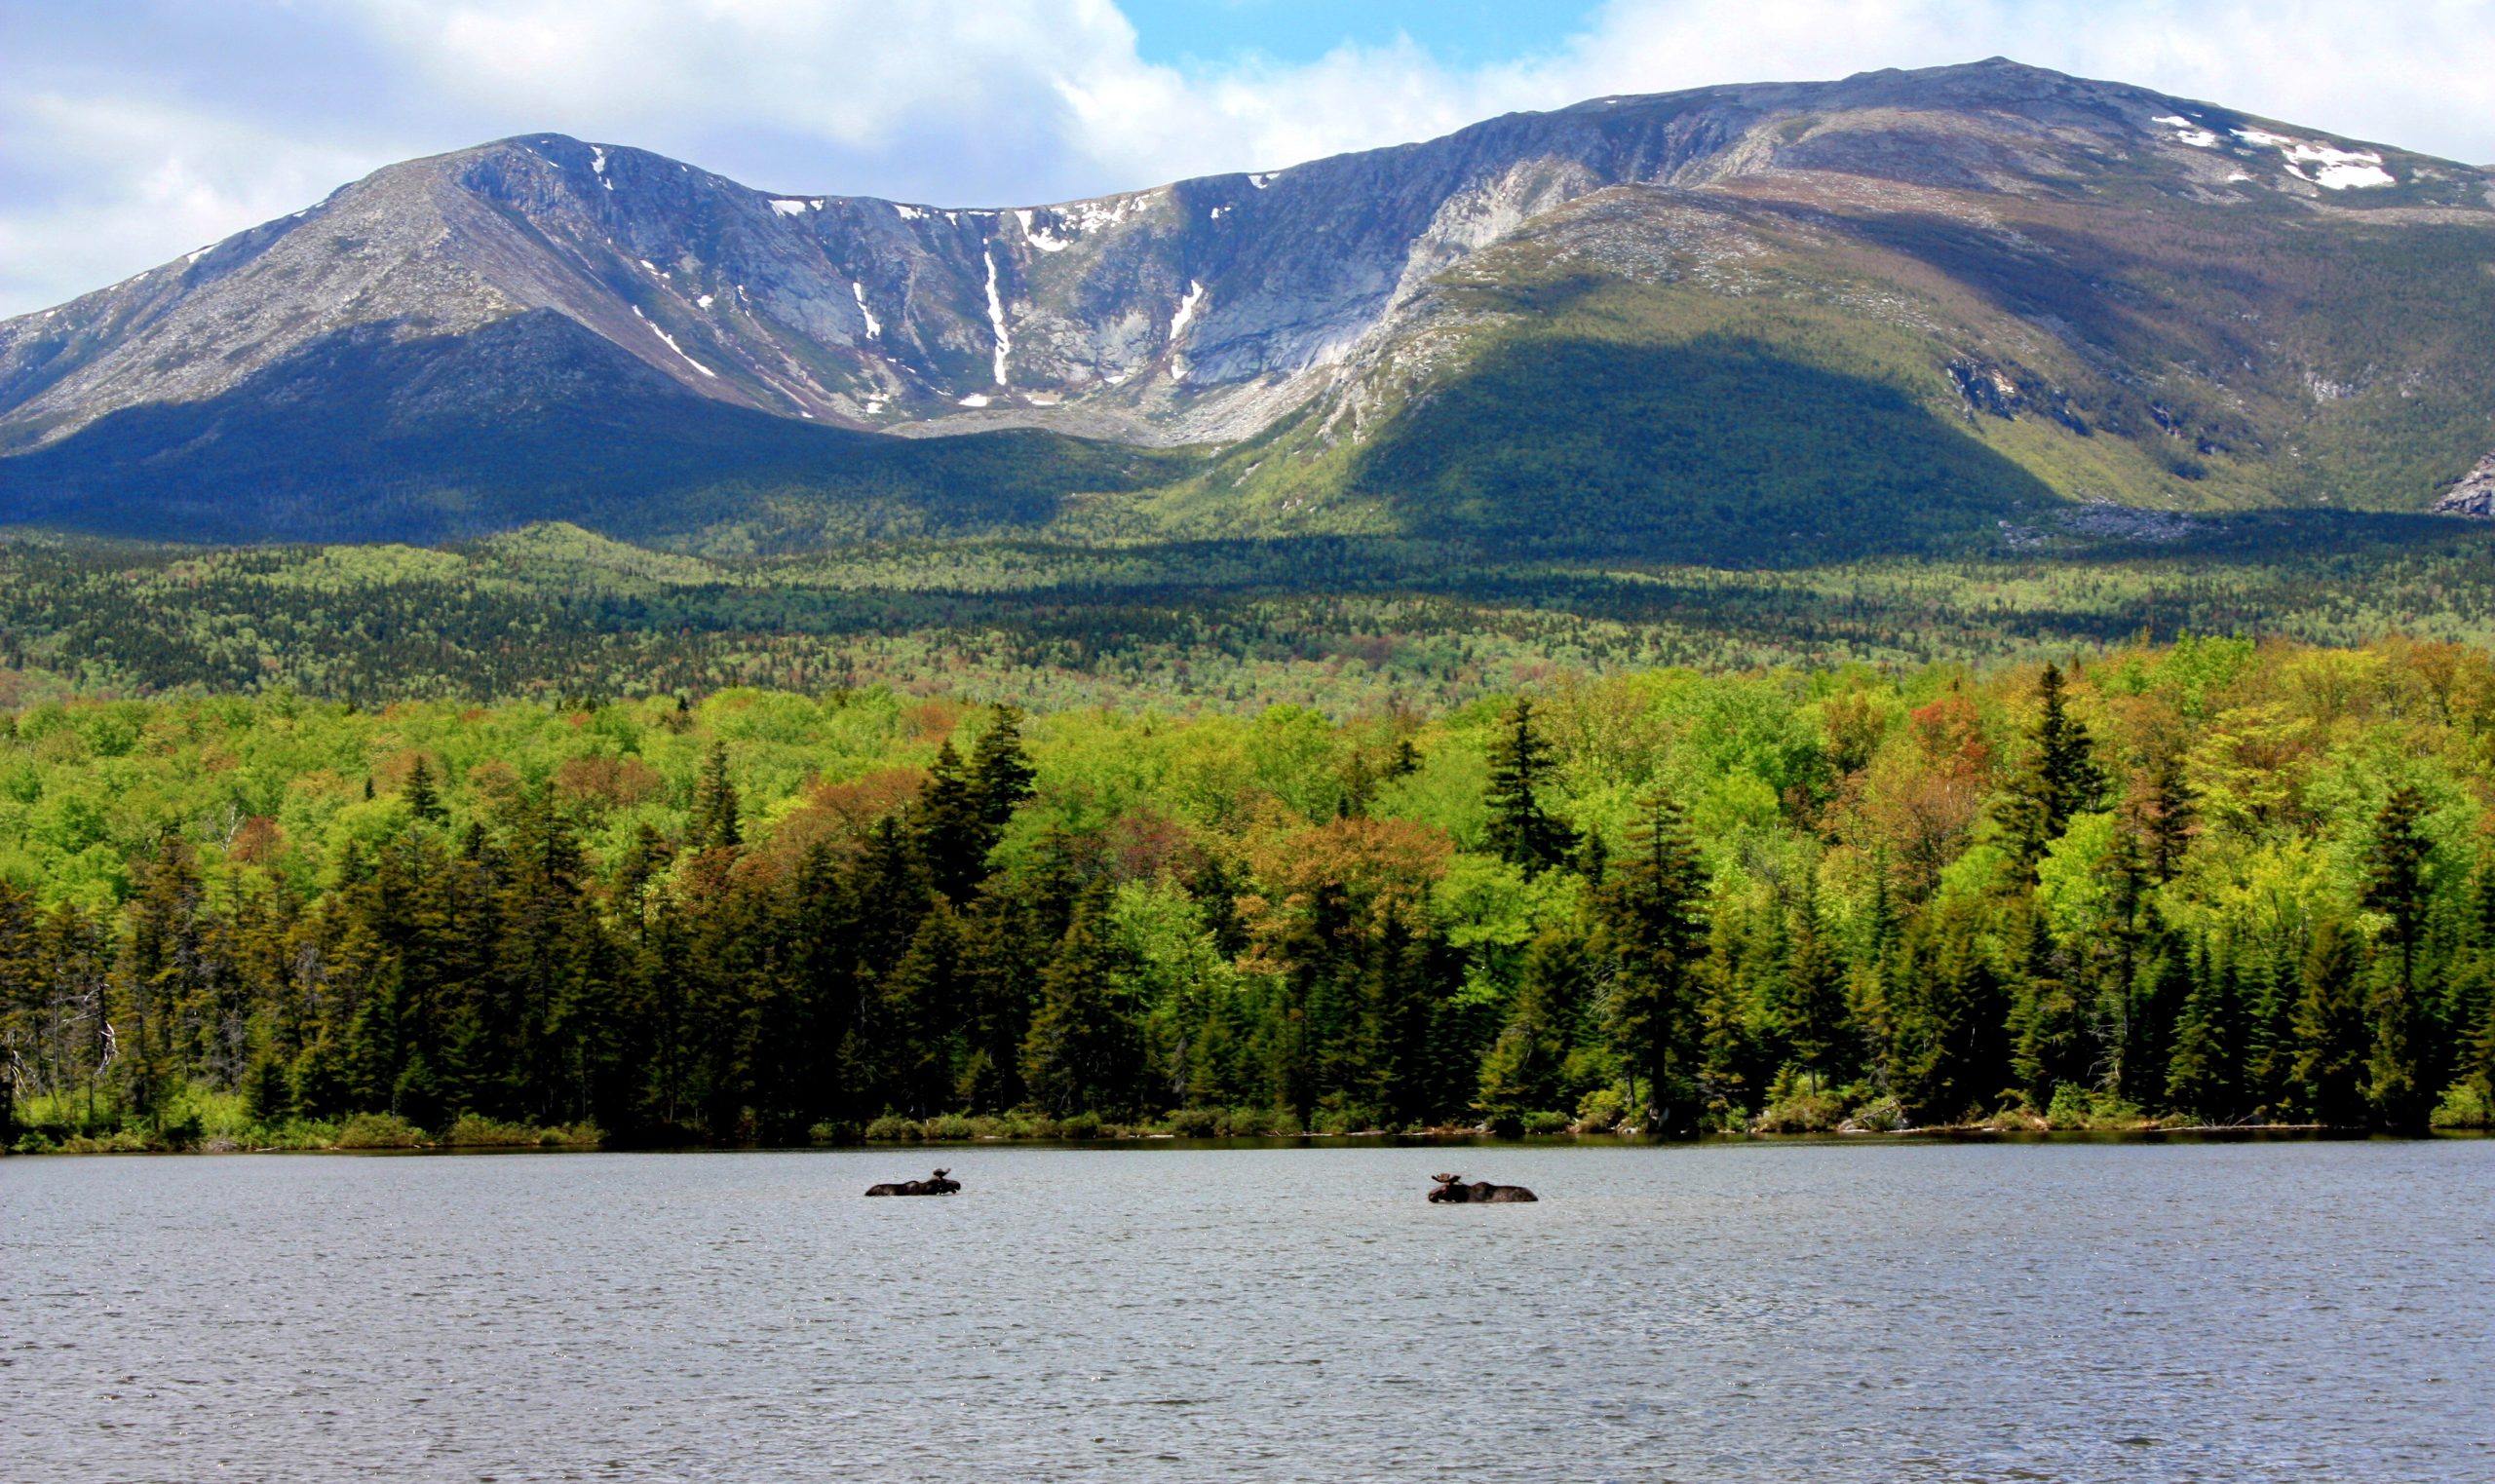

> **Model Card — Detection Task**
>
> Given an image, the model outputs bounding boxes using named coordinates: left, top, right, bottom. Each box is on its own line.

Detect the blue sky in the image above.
left=1127, top=1, right=1607, bottom=70
left=4, top=0, right=2492, bottom=317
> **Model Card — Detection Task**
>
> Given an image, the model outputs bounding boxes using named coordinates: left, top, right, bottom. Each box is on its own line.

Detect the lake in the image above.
left=5, top=1138, right=2490, bottom=1482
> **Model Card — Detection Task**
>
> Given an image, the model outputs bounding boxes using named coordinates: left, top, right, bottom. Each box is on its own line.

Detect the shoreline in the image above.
left=8, top=1123, right=2478, bottom=1158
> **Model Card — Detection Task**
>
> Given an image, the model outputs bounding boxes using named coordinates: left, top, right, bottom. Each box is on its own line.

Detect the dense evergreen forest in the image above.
left=5, top=632, right=2492, bottom=1153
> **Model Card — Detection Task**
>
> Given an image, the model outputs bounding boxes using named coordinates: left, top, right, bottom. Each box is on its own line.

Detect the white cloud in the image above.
left=4, top=0, right=2492, bottom=317
left=0, top=94, right=369, bottom=316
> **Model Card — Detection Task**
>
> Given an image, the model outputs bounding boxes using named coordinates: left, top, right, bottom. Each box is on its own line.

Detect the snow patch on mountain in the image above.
left=632, top=307, right=715, bottom=378
left=983, top=248, right=1011, bottom=385
left=2233, top=128, right=2396, bottom=188
left=1170, top=280, right=1205, bottom=339
left=2152, top=115, right=2219, bottom=148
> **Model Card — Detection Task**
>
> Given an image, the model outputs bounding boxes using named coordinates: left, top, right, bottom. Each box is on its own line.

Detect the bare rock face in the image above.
left=2432, top=454, right=2495, bottom=517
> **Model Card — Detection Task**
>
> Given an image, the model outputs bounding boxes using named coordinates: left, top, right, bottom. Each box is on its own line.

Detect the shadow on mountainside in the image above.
left=0, top=311, right=1186, bottom=547
left=1348, top=332, right=2068, bottom=566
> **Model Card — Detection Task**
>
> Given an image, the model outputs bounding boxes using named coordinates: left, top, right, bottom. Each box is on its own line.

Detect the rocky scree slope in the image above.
left=2, top=57, right=2492, bottom=551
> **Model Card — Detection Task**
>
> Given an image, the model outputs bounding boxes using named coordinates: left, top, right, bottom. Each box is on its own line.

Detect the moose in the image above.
left=1428, top=1172, right=1537, bottom=1203
left=864, top=1167, right=961, bottom=1197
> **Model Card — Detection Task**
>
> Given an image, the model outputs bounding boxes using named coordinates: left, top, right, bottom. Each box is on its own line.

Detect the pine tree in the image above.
left=1599, top=787, right=1707, bottom=1133
left=2009, top=905, right=2088, bottom=1107
left=2291, top=918, right=2369, bottom=1126
left=2166, top=935, right=2242, bottom=1122
left=1482, top=699, right=1575, bottom=873
left=914, top=742, right=992, bottom=904
left=969, top=704, right=1038, bottom=828
left=403, top=756, right=447, bottom=826
left=1895, top=899, right=2011, bottom=1123
left=1782, top=890, right=1851, bottom=1093
left=1020, top=888, right=1140, bottom=1119
left=1478, top=927, right=1587, bottom=1125
left=690, top=742, right=741, bottom=852
left=1994, top=663, right=2106, bottom=879
left=2139, top=749, right=2196, bottom=884
left=2361, top=783, right=2436, bottom=1130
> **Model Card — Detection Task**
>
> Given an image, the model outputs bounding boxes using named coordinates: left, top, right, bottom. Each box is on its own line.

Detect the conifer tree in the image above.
left=2362, top=786, right=2435, bottom=992
left=2166, top=935, right=2242, bottom=1122
left=1482, top=699, right=1575, bottom=873
left=1895, top=899, right=2011, bottom=1123
left=914, top=742, right=991, bottom=903
left=1354, top=912, right=1436, bottom=1125
left=2361, top=784, right=2436, bottom=1129
left=118, top=832, right=208, bottom=1122
left=2138, top=749, right=2195, bottom=884
left=1478, top=928, right=1587, bottom=1124
left=1599, top=787, right=1707, bottom=1132
left=2009, top=905, right=2088, bottom=1107
left=879, top=902, right=968, bottom=1118
left=690, top=742, right=742, bottom=852
left=1994, top=663, right=2106, bottom=878
left=403, top=756, right=447, bottom=826
left=1020, top=888, right=1140, bottom=1119
left=1782, top=890, right=1851, bottom=1093
left=969, top=705, right=1038, bottom=827
left=2291, top=918, right=2369, bottom=1125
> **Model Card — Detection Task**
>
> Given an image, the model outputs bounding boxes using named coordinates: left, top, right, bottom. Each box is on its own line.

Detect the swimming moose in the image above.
left=865, top=1168, right=961, bottom=1197
left=1428, top=1172, right=1538, bottom=1203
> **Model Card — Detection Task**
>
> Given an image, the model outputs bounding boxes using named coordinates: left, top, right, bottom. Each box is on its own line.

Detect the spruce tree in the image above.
left=2361, top=784, right=2435, bottom=1005
left=1994, top=663, right=2106, bottom=878
left=1895, top=899, right=2011, bottom=1123
left=2361, top=784, right=2436, bottom=1129
left=690, top=742, right=741, bottom=852
left=1478, top=928, right=1587, bottom=1124
left=1782, top=890, right=1851, bottom=1093
left=1599, top=787, right=1707, bottom=1132
left=1020, top=888, right=1140, bottom=1119
left=914, top=741, right=992, bottom=903
left=2140, top=749, right=2196, bottom=884
left=879, top=902, right=967, bottom=1118
left=969, top=704, right=1038, bottom=827
left=1482, top=699, right=1575, bottom=873
left=2009, top=905, right=2088, bottom=1107
left=1354, top=912, right=1435, bottom=1126
left=2292, top=919, right=2369, bottom=1126
left=2166, top=935, right=2242, bottom=1122
left=403, top=756, right=447, bottom=826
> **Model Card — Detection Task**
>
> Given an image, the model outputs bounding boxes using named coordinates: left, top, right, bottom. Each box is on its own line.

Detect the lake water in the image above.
left=5, top=1138, right=2490, bottom=1482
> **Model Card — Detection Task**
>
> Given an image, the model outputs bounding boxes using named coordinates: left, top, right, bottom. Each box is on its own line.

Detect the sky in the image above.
left=4, top=0, right=2492, bottom=317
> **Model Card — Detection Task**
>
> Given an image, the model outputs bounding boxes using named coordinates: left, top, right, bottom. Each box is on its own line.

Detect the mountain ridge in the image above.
left=4, top=57, right=2492, bottom=552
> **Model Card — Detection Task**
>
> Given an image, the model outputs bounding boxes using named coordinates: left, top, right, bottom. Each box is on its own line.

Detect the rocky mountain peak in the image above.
left=3, top=59, right=2491, bottom=549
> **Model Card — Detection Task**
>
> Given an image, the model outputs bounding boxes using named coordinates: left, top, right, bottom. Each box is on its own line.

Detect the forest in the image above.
left=2, top=514, right=2493, bottom=715
left=4, top=631, right=2492, bottom=1152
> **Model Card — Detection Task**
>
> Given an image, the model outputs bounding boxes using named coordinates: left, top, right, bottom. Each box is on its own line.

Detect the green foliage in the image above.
left=1348, top=333, right=2058, bottom=562
left=4, top=632, right=2491, bottom=1147
left=333, top=1112, right=422, bottom=1149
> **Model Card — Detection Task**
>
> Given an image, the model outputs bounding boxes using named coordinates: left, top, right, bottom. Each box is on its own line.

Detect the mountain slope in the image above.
left=3, top=57, right=2492, bottom=553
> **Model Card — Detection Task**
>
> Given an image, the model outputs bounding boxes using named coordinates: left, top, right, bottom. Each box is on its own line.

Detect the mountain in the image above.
left=4, top=57, right=2493, bottom=555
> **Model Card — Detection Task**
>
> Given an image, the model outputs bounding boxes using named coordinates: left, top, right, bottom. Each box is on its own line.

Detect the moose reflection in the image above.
left=865, top=1168, right=961, bottom=1197
left=1428, top=1173, right=1537, bottom=1203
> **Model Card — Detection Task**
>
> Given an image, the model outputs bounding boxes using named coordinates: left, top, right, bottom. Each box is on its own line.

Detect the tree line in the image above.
left=4, top=636, right=2493, bottom=1148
